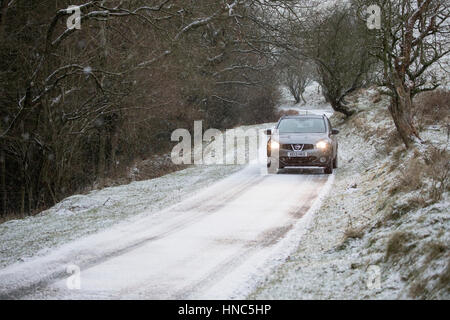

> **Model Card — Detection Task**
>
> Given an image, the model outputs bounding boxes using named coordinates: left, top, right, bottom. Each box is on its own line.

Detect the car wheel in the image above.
left=333, top=155, right=338, bottom=169
left=267, top=159, right=279, bottom=174
left=324, top=160, right=333, bottom=174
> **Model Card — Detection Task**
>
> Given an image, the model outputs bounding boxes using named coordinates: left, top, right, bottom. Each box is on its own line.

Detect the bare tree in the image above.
left=355, top=0, right=450, bottom=147
left=305, top=4, right=375, bottom=116
left=280, top=57, right=314, bottom=104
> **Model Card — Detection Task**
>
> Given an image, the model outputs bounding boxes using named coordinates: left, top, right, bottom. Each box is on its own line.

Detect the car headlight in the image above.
left=270, top=140, right=280, bottom=149
left=316, top=140, right=329, bottom=150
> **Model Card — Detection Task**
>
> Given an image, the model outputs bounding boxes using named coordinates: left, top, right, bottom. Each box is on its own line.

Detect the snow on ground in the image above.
left=0, top=165, right=238, bottom=268
left=252, top=88, right=449, bottom=299
left=0, top=123, right=272, bottom=269
left=0, top=119, right=336, bottom=299
left=0, top=164, right=333, bottom=300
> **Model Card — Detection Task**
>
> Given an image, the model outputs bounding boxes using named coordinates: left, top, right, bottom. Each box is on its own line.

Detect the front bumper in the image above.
left=271, top=148, right=332, bottom=168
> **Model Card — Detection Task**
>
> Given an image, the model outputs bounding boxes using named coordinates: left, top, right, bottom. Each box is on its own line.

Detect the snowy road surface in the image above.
left=0, top=162, right=332, bottom=300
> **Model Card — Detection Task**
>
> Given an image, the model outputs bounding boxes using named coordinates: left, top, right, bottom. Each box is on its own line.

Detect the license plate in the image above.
left=287, top=151, right=308, bottom=157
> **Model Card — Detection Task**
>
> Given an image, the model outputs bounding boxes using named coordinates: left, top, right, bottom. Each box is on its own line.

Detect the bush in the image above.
left=396, top=157, right=424, bottom=192
left=385, top=231, right=415, bottom=261
left=414, top=89, right=450, bottom=129
left=388, top=145, right=449, bottom=208
left=423, top=147, right=450, bottom=202
left=343, top=226, right=365, bottom=241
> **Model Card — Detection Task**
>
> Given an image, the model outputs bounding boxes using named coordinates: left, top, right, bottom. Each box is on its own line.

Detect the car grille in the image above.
left=281, top=144, right=314, bottom=151
left=280, top=156, right=317, bottom=165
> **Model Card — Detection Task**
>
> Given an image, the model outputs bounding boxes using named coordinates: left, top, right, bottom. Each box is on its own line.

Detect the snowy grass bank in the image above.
left=252, top=88, right=449, bottom=299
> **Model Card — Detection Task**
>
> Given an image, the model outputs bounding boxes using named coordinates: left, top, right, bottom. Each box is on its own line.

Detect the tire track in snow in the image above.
left=166, top=175, right=328, bottom=299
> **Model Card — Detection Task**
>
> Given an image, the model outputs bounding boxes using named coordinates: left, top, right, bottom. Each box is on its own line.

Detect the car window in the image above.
left=277, top=118, right=326, bottom=134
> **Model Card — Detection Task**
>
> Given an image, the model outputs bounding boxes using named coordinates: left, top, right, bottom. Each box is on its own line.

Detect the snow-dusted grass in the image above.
left=252, top=88, right=449, bottom=299
left=0, top=123, right=272, bottom=269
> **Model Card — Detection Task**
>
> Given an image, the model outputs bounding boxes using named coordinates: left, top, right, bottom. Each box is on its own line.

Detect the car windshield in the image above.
left=277, top=118, right=326, bottom=134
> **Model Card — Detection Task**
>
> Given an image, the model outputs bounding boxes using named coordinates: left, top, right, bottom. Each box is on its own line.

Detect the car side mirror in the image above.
left=265, top=129, right=272, bottom=136
left=331, top=129, right=339, bottom=135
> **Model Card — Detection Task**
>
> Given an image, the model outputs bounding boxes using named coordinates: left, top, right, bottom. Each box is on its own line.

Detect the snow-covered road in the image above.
left=0, top=163, right=332, bottom=299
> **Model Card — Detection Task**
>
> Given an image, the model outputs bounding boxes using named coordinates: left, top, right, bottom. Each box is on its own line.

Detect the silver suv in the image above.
left=266, top=114, right=339, bottom=174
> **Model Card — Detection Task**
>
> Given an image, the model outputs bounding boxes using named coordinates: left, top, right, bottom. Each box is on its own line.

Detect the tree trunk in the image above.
left=321, top=84, right=354, bottom=117
left=1, top=149, right=6, bottom=216
left=20, top=180, right=25, bottom=217
left=288, top=85, right=300, bottom=104
left=110, top=129, right=119, bottom=170
left=300, top=91, right=306, bottom=104
left=330, top=100, right=354, bottom=117
left=27, top=185, right=32, bottom=215
left=389, top=80, right=420, bottom=148
left=97, top=14, right=108, bottom=184
left=98, top=129, right=106, bottom=180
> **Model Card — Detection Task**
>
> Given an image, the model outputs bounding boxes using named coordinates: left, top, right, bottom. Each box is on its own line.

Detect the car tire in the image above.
left=333, top=155, right=338, bottom=169
left=324, top=160, right=333, bottom=174
left=267, top=159, right=279, bottom=174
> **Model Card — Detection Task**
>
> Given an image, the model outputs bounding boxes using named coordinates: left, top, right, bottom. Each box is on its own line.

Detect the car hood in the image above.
left=275, top=133, right=328, bottom=144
